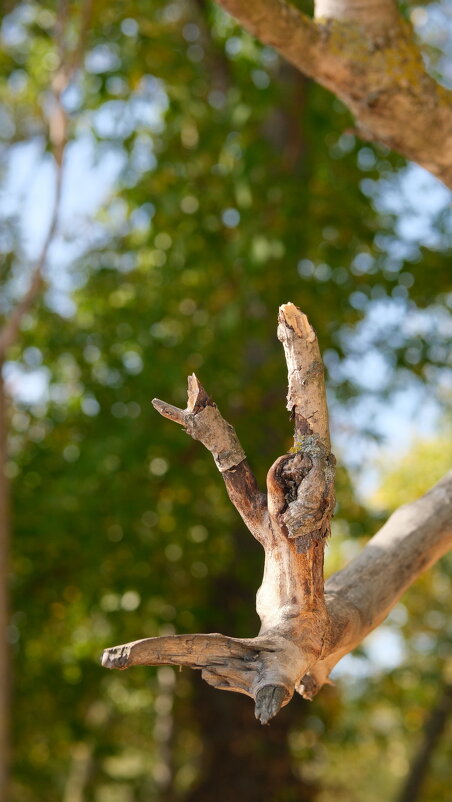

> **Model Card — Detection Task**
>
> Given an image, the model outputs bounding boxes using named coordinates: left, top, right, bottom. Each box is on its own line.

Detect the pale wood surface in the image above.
left=103, top=305, right=452, bottom=723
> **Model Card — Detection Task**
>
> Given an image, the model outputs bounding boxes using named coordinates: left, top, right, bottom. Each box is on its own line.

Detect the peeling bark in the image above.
left=212, top=0, right=452, bottom=187
left=102, top=303, right=452, bottom=723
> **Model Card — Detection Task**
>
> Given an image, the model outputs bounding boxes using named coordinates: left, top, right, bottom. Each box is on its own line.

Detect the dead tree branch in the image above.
left=102, top=304, right=452, bottom=723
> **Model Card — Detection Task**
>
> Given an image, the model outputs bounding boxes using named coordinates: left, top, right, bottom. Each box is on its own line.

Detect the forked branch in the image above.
left=102, top=304, right=452, bottom=723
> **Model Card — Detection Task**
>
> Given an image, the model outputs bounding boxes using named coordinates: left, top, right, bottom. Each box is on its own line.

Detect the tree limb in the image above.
left=104, top=303, right=335, bottom=723
left=103, top=305, right=452, bottom=722
left=153, top=374, right=268, bottom=542
left=213, top=0, right=452, bottom=187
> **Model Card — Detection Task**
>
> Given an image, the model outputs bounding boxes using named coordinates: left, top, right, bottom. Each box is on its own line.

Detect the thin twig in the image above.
left=0, top=0, right=93, bottom=358
left=0, top=164, right=64, bottom=358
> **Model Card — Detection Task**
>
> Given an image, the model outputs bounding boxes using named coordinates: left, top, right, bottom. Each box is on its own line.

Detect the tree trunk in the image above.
left=184, top=569, right=318, bottom=802
left=185, top=672, right=317, bottom=802
left=397, top=682, right=452, bottom=802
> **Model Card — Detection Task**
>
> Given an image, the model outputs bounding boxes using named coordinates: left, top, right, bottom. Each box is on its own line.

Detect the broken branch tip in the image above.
left=278, top=303, right=315, bottom=341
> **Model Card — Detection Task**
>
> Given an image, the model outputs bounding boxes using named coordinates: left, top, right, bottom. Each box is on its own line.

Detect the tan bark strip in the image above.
left=277, top=302, right=330, bottom=449
left=214, top=0, right=452, bottom=187
left=269, top=304, right=335, bottom=554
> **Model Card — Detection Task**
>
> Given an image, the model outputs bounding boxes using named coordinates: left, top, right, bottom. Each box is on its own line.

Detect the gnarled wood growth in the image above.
left=213, top=0, right=452, bottom=189
left=102, top=303, right=452, bottom=724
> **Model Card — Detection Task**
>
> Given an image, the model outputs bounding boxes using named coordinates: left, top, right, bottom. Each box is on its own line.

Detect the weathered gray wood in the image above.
left=102, top=304, right=452, bottom=723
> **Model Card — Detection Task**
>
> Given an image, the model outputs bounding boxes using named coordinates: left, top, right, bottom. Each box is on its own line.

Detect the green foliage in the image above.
left=372, top=428, right=452, bottom=510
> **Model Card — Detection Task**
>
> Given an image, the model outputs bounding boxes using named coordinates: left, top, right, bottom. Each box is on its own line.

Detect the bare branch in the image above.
left=277, top=303, right=330, bottom=448
left=106, top=305, right=334, bottom=721
left=104, top=305, right=451, bottom=724
left=267, top=303, right=335, bottom=553
left=153, top=374, right=267, bottom=540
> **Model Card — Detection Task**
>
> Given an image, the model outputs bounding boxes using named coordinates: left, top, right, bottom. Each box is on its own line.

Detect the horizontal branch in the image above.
left=102, top=630, right=319, bottom=723
left=215, top=0, right=452, bottom=187
left=102, top=633, right=260, bottom=671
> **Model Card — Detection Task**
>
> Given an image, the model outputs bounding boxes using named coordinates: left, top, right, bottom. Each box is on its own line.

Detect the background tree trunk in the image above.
left=397, top=682, right=452, bottom=802
left=185, top=673, right=317, bottom=802
left=184, top=569, right=318, bottom=802
left=0, top=364, right=11, bottom=802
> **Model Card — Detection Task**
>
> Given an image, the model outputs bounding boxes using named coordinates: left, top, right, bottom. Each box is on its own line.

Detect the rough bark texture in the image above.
left=212, top=0, right=452, bottom=188
left=102, top=303, right=452, bottom=723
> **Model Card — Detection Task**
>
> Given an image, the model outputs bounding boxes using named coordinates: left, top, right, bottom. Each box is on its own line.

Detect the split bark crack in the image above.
left=102, top=303, right=452, bottom=724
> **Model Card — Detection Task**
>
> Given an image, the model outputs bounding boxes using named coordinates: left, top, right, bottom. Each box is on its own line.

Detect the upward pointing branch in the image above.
left=153, top=374, right=268, bottom=542
left=278, top=303, right=330, bottom=450
left=102, top=304, right=452, bottom=725
left=103, top=303, right=335, bottom=723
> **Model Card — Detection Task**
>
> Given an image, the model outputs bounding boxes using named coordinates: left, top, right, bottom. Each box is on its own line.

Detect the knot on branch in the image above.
left=255, top=685, right=291, bottom=724
left=268, top=437, right=335, bottom=553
